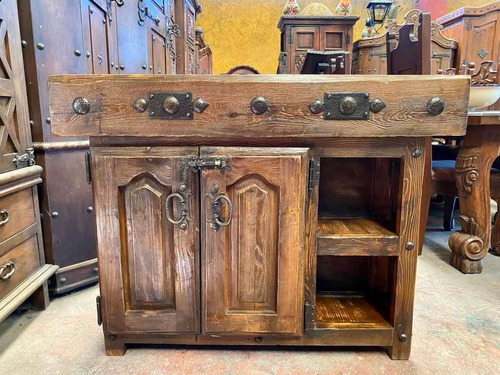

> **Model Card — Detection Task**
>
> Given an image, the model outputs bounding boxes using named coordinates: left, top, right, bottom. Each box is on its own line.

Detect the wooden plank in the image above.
left=48, top=75, right=469, bottom=138
left=314, top=295, right=392, bottom=329
left=317, top=218, right=399, bottom=256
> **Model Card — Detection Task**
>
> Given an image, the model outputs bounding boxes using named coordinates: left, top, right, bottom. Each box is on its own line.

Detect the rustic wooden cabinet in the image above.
left=0, top=0, right=57, bottom=322
left=48, top=75, right=469, bottom=359
left=278, top=15, right=359, bottom=74
left=18, top=0, right=202, bottom=294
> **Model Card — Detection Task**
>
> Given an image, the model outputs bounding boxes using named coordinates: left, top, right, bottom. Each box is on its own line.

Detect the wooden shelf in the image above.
left=314, top=294, right=391, bottom=329
left=317, top=218, right=398, bottom=256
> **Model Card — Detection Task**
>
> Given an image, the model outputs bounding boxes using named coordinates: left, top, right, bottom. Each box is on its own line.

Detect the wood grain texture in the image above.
left=201, top=147, right=307, bottom=335
left=48, top=75, right=470, bottom=138
left=317, top=218, right=399, bottom=256
left=315, top=294, right=391, bottom=329
left=92, top=146, right=200, bottom=334
left=0, top=188, right=36, bottom=242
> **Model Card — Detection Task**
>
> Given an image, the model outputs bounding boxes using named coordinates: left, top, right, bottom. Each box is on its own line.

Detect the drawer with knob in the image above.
left=0, top=236, right=40, bottom=300
left=0, top=189, right=37, bottom=243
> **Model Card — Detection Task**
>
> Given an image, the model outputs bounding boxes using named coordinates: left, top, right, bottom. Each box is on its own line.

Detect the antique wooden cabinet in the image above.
left=195, top=28, right=212, bottom=74
left=278, top=15, right=359, bottom=74
left=48, top=75, right=469, bottom=359
left=18, top=0, right=201, bottom=294
left=0, top=0, right=57, bottom=322
left=352, top=9, right=458, bottom=75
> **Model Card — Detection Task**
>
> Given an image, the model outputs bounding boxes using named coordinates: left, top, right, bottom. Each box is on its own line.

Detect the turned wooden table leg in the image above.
left=449, top=127, right=500, bottom=274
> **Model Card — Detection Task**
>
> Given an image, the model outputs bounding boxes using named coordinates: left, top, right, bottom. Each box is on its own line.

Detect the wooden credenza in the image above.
left=18, top=0, right=202, bottom=294
left=48, top=75, right=469, bottom=359
left=0, top=0, right=57, bottom=322
left=277, top=15, right=359, bottom=74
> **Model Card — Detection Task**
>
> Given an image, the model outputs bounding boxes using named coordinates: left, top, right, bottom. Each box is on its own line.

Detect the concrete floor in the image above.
left=0, top=204, right=499, bottom=375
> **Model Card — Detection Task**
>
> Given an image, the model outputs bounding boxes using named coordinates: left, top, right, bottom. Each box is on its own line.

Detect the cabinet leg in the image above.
left=491, top=199, right=500, bottom=255
left=386, top=342, right=411, bottom=360
left=418, top=137, right=432, bottom=255
left=30, top=281, right=50, bottom=311
left=105, top=336, right=127, bottom=356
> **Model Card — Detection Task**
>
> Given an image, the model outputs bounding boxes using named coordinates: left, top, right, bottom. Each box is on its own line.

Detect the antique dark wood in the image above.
left=0, top=0, right=57, bottom=322
left=195, top=28, right=212, bottom=74
left=437, top=1, right=500, bottom=109
left=18, top=0, right=202, bottom=294
left=48, top=74, right=469, bottom=359
left=277, top=15, right=359, bottom=74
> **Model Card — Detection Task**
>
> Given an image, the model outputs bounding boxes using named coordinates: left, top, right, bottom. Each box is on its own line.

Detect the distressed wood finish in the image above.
left=201, top=147, right=307, bottom=335
left=92, top=147, right=200, bottom=335
left=48, top=75, right=469, bottom=139
left=47, top=75, right=468, bottom=358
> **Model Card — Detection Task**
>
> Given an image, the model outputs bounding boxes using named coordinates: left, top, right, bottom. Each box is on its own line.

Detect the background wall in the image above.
left=196, top=0, right=497, bottom=74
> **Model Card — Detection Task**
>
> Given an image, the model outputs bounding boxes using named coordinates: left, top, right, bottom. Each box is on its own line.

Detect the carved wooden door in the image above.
left=201, top=148, right=308, bottom=335
left=165, top=0, right=177, bottom=74
left=0, top=0, right=32, bottom=173
left=183, top=0, right=197, bottom=74
left=92, top=147, right=200, bottom=333
left=290, top=26, right=320, bottom=74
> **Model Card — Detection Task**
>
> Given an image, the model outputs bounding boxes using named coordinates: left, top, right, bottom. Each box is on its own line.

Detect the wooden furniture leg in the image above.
left=492, top=198, right=500, bottom=255
left=449, top=127, right=500, bottom=273
left=30, top=282, right=50, bottom=311
left=418, top=137, right=432, bottom=255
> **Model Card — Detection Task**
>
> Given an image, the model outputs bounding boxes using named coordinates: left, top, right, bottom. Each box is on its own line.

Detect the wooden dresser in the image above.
left=48, top=75, right=469, bottom=359
left=277, top=15, right=359, bottom=74
left=0, top=0, right=57, bottom=322
left=18, top=0, right=202, bottom=294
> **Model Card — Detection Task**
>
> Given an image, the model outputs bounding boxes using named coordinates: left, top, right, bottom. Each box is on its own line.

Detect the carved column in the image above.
left=449, top=126, right=500, bottom=273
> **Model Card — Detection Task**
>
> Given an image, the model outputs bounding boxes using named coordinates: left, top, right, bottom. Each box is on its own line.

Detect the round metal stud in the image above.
left=51, top=212, right=59, bottom=218
left=87, top=206, right=93, bottom=213
left=427, top=97, right=445, bottom=115
left=412, top=149, right=422, bottom=158
left=74, top=49, right=82, bottom=56
left=132, top=98, right=148, bottom=113
left=86, top=51, right=91, bottom=57
left=405, top=242, right=415, bottom=251
left=60, top=277, right=67, bottom=284
left=72, top=97, right=91, bottom=115
left=45, top=117, right=51, bottom=124
left=29, top=120, right=35, bottom=127
left=180, top=222, right=187, bottom=230
left=370, top=98, right=386, bottom=113
left=21, top=40, right=28, bottom=48
left=309, top=99, right=324, bottom=114
left=339, top=96, right=357, bottom=115
left=163, top=96, right=180, bottom=115
left=109, top=335, right=117, bottom=341
left=399, top=333, right=408, bottom=342
left=254, top=336, right=263, bottom=343
left=93, top=267, right=98, bottom=274
left=36, top=42, right=45, bottom=50
left=250, top=96, right=269, bottom=115
left=142, top=64, right=147, bottom=70
left=119, top=64, right=125, bottom=70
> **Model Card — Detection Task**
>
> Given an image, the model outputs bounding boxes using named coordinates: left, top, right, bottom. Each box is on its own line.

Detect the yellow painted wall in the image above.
left=196, top=0, right=497, bottom=74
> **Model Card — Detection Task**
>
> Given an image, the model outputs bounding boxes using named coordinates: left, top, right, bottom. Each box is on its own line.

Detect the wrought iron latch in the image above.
left=13, top=148, right=35, bottom=169
left=308, top=159, right=320, bottom=191
left=138, top=92, right=209, bottom=120
left=182, top=157, right=230, bottom=172
left=138, top=0, right=160, bottom=26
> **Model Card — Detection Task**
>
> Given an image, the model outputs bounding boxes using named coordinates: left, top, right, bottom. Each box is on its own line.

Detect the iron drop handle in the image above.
left=0, top=209, right=9, bottom=226
left=0, top=261, right=16, bottom=280
left=165, top=184, right=192, bottom=230
left=205, top=184, right=233, bottom=231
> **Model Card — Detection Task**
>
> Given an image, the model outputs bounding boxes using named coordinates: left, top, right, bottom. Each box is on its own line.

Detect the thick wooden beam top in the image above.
left=48, top=74, right=470, bottom=139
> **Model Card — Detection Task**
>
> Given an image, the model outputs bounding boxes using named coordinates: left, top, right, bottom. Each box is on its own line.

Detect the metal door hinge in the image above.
left=12, top=148, right=35, bottom=169
left=182, top=157, right=230, bottom=171
left=96, top=296, right=102, bottom=326
left=85, top=152, right=92, bottom=184
left=308, top=159, right=320, bottom=191
left=304, top=302, right=316, bottom=330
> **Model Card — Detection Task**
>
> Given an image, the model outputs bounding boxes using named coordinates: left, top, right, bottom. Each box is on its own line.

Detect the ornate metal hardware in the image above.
left=370, top=98, right=386, bottom=113
left=478, top=49, right=488, bottom=59
left=72, top=97, right=90, bottom=115
left=309, top=99, right=324, bottom=114
left=167, top=23, right=181, bottom=38
left=0, top=209, right=10, bottom=226
left=308, top=160, right=320, bottom=191
left=182, top=157, right=230, bottom=172
left=138, top=0, right=160, bottom=26
left=427, top=97, right=445, bottom=115
left=205, top=184, right=233, bottom=231
left=166, top=183, right=193, bottom=230
left=0, top=261, right=16, bottom=281
left=250, top=96, right=269, bottom=115
left=323, top=93, right=371, bottom=120
left=13, top=148, right=35, bottom=169
left=147, top=92, right=209, bottom=120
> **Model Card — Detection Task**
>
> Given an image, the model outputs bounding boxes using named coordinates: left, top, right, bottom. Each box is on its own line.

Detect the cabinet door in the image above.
left=0, top=0, right=32, bottom=173
left=320, top=25, right=346, bottom=52
left=201, top=148, right=308, bottom=335
left=80, top=0, right=111, bottom=74
left=290, top=26, right=320, bottom=73
left=92, top=147, right=199, bottom=334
